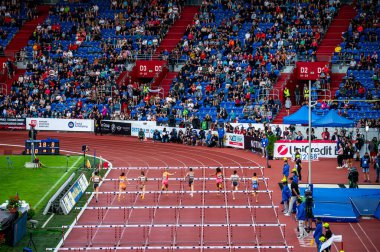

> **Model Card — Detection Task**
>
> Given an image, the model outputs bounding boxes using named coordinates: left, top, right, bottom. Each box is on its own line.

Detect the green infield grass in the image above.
left=0, top=154, right=106, bottom=252
left=0, top=155, right=84, bottom=211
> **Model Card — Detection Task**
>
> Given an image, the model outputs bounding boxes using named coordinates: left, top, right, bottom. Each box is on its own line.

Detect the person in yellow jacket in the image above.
left=283, top=86, right=290, bottom=103
left=304, top=86, right=309, bottom=102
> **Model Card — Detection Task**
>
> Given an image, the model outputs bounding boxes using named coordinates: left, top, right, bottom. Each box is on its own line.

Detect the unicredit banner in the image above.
left=274, top=140, right=337, bottom=158
left=26, top=118, right=94, bottom=132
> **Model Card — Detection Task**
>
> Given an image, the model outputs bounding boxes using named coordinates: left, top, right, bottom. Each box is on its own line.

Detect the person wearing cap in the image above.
left=281, top=177, right=291, bottom=214
left=296, top=198, right=307, bottom=239
left=282, top=158, right=290, bottom=180
left=295, top=158, right=302, bottom=181
left=292, top=168, right=299, bottom=183
left=314, top=219, right=323, bottom=251
left=323, top=222, right=332, bottom=252
left=285, top=176, right=300, bottom=216
left=318, top=235, right=327, bottom=252
left=360, top=152, right=371, bottom=182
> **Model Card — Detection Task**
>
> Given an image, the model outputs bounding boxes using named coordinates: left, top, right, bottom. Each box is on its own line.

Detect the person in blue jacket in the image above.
left=291, top=168, right=299, bottom=184
left=283, top=158, right=290, bottom=179
left=217, top=125, right=225, bottom=148
left=281, top=177, right=291, bottom=214
left=296, top=198, right=307, bottom=239
left=314, top=218, right=323, bottom=251
left=261, top=134, right=268, bottom=157
left=205, top=130, right=212, bottom=146
left=360, top=152, right=370, bottom=182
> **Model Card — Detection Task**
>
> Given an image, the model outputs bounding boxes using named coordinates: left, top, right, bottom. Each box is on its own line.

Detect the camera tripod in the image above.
left=27, top=233, right=37, bottom=252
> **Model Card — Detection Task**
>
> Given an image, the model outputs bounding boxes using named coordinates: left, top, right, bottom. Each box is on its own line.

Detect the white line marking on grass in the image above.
left=34, top=156, right=82, bottom=209
left=42, top=213, right=55, bottom=228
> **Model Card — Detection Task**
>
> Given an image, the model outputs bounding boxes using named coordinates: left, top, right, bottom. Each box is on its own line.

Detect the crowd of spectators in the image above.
left=328, top=1, right=380, bottom=127
left=149, top=0, right=341, bottom=125
left=0, top=0, right=37, bottom=52
left=1, top=0, right=184, bottom=120
left=2, top=0, right=373, bottom=130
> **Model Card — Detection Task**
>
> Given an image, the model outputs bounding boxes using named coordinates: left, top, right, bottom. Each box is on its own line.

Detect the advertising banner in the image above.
left=225, top=133, right=244, bottom=149
left=0, top=118, right=26, bottom=130
left=244, top=135, right=263, bottom=152
left=274, top=140, right=337, bottom=158
left=60, top=173, right=89, bottom=215
left=26, top=118, right=94, bottom=132
left=101, top=120, right=131, bottom=135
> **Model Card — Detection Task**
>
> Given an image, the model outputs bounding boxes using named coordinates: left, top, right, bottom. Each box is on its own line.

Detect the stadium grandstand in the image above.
left=0, top=0, right=379, bottom=251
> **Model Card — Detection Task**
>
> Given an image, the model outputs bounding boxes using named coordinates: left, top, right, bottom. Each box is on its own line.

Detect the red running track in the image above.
left=1, top=131, right=380, bottom=252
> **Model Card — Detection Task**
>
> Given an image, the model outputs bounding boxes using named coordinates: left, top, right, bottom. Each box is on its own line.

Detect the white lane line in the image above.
left=349, top=223, right=370, bottom=252
left=42, top=213, right=55, bottom=228
left=356, top=222, right=379, bottom=252
left=34, top=156, right=82, bottom=209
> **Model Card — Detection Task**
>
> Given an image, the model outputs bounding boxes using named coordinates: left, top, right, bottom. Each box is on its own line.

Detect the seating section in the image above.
left=314, top=2, right=379, bottom=127
left=2, top=0, right=379, bottom=129
left=1, top=0, right=184, bottom=119
left=146, top=0, right=340, bottom=125
left=0, top=0, right=36, bottom=49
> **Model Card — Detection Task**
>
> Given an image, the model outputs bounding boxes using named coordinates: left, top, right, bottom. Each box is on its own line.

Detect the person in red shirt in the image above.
left=321, top=128, right=330, bottom=140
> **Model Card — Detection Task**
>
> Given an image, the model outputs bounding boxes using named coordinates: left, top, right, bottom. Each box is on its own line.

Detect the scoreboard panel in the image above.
left=25, top=139, right=60, bottom=155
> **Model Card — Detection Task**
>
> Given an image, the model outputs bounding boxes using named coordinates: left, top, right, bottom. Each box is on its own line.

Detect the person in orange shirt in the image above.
left=162, top=168, right=175, bottom=192
left=118, top=172, right=128, bottom=201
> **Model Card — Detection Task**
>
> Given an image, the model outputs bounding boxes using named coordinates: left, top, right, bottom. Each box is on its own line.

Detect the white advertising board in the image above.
left=225, top=133, right=244, bottom=149
left=274, top=141, right=337, bottom=158
left=26, top=118, right=94, bottom=132
left=60, top=173, right=89, bottom=215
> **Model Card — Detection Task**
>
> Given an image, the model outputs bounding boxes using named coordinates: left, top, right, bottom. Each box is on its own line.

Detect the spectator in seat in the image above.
left=295, top=131, right=304, bottom=140
left=321, top=128, right=330, bottom=140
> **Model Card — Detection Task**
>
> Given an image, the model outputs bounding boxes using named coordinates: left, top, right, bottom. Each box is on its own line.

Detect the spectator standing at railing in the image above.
left=217, top=125, right=225, bottom=148
left=261, top=134, right=268, bottom=158
left=375, top=153, right=380, bottom=183
left=285, top=97, right=292, bottom=116
left=361, top=152, right=371, bottom=183
left=321, top=128, right=330, bottom=140
left=294, top=85, right=301, bottom=106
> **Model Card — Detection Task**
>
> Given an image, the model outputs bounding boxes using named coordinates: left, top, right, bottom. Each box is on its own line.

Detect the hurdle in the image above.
left=75, top=205, right=279, bottom=210
left=64, top=224, right=287, bottom=228
left=47, top=245, right=294, bottom=250
left=110, top=166, right=262, bottom=170
left=103, top=177, right=269, bottom=181
left=86, top=189, right=273, bottom=194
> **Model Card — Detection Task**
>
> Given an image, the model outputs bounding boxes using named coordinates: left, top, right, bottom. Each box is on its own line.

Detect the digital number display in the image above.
left=25, top=139, right=60, bottom=155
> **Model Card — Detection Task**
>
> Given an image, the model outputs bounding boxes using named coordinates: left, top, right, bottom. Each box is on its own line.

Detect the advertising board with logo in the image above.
left=26, top=118, right=94, bottom=132
left=274, top=140, right=337, bottom=158
left=0, top=118, right=26, bottom=130
left=244, top=135, right=262, bottom=152
left=101, top=121, right=131, bottom=135
left=59, top=173, right=89, bottom=214
left=225, top=133, right=244, bottom=149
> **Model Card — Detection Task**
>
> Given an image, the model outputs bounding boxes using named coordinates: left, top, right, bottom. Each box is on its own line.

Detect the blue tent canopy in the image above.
left=313, top=110, right=355, bottom=127
left=283, top=106, right=321, bottom=125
